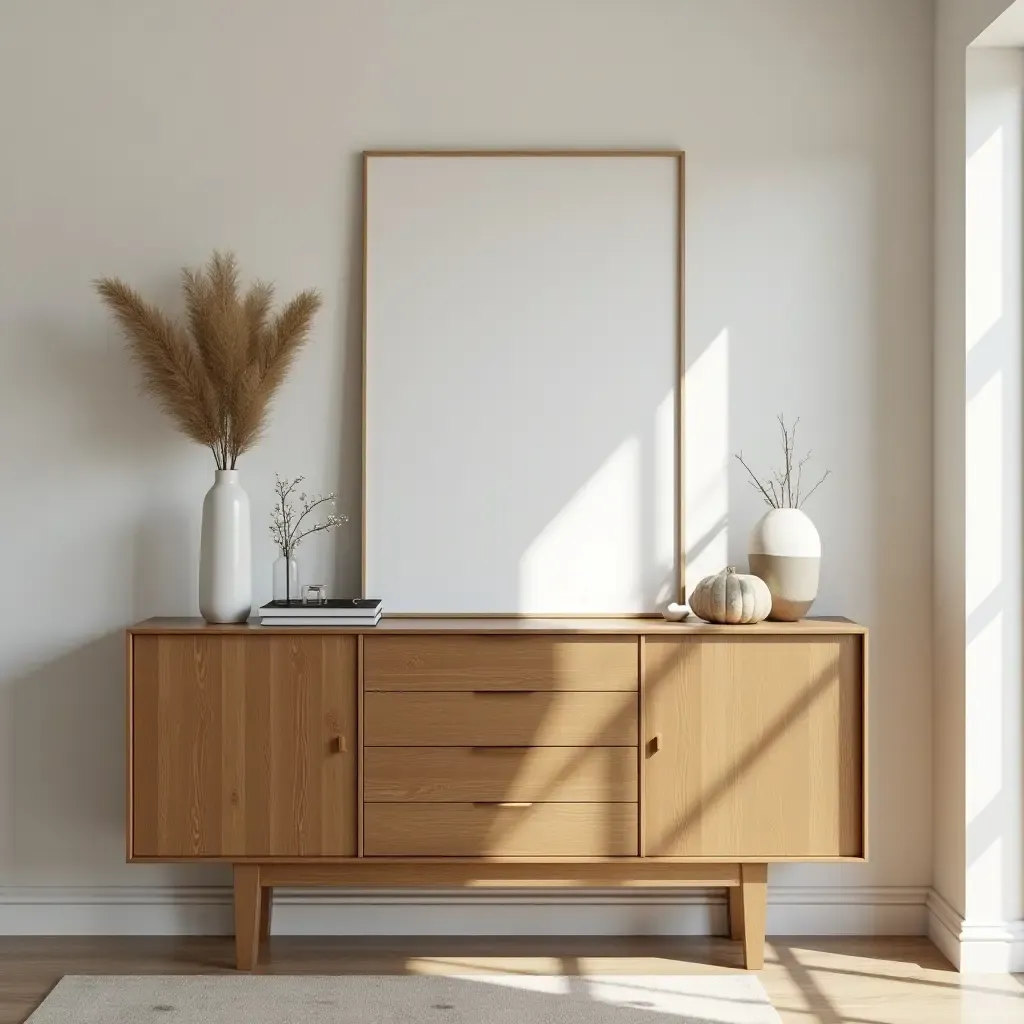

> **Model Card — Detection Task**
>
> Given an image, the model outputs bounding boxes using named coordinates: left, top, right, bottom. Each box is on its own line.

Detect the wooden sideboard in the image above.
left=126, top=617, right=867, bottom=971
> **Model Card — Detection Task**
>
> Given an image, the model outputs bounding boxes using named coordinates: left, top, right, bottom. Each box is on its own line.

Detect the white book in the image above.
left=260, top=612, right=382, bottom=627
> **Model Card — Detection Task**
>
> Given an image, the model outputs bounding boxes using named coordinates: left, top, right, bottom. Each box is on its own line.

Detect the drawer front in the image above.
left=363, top=691, right=638, bottom=747
left=364, top=747, right=638, bottom=802
left=363, top=636, right=638, bottom=691
left=364, top=803, right=638, bottom=856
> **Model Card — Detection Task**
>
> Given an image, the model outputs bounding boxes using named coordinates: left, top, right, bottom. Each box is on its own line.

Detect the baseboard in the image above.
left=926, top=890, right=1024, bottom=972
left=0, top=885, right=928, bottom=937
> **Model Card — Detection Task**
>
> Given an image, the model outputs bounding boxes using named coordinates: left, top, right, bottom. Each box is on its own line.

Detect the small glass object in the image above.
left=302, top=584, right=328, bottom=605
left=273, top=555, right=300, bottom=603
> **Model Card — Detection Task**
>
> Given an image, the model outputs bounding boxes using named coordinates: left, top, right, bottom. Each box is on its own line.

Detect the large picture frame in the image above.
left=362, top=150, right=685, bottom=616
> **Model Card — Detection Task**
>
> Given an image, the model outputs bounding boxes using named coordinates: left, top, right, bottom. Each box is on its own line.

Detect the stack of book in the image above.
left=258, top=598, right=383, bottom=627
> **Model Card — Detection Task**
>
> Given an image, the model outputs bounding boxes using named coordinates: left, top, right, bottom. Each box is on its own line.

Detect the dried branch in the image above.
left=735, top=452, right=779, bottom=509
left=733, top=415, right=830, bottom=509
left=96, top=252, right=320, bottom=469
left=269, top=474, right=348, bottom=556
left=800, top=468, right=832, bottom=506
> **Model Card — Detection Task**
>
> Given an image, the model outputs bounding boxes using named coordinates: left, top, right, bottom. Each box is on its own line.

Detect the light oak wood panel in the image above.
left=644, top=636, right=863, bottom=858
left=364, top=747, right=637, bottom=802
left=739, top=863, right=768, bottom=970
left=257, top=861, right=739, bottom=887
left=363, top=635, right=637, bottom=690
left=364, top=803, right=638, bottom=856
left=131, top=616, right=865, bottom=636
left=364, top=691, right=637, bottom=747
left=131, top=634, right=357, bottom=858
left=233, top=865, right=262, bottom=971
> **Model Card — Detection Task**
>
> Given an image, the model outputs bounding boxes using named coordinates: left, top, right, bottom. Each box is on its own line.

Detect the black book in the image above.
left=258, top=598, right=383, bottom=617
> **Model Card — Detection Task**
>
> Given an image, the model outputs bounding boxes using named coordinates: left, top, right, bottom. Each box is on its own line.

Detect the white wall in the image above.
left=0, top=0, right=935, bottom=933
left=963, top=43, right=1024, bottom=941
left=933, top=0, right=1023, bottom=971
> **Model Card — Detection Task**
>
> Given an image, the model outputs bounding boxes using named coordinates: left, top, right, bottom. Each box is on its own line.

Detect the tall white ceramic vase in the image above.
left=199, top=470, right=252, bottom=623
left=748, top=508, right=821, bottom=622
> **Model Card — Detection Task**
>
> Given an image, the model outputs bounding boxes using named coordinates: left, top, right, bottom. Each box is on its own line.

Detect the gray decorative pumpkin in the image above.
left=689, top=566, right=772, bottom=624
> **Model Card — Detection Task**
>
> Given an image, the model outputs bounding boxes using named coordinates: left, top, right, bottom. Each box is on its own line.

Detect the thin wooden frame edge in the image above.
left=361, top=149, right=686, bottom=612
left=363, top=148, right=685, bottom=158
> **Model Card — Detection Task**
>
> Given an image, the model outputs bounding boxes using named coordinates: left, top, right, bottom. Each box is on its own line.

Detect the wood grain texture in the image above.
left=357, top=633, right=365, bottom=858
left=259, top=887, right=273, bottom=943
left=644, top=636, right=864, bottom=858
left=130, top=616, right=866, bottom=635
left=257, top=861, right=739, bottom=887
left=364, top=803, right=639, bottom=857
left=862, top=629, right=871, bottom=861
left=363, top=635, right=638, bottom=690
left=728, top=886, right=744, bottom=941
left=740, top=863, right=768, bottom=970
left=125, top=632, right=135, bottom=860
left=131, top=634, right=358, bottom=858
left=233, top=865, right=262, bottom=971
left=364, top=691, right=637, bottom=747
left=364, top=747, right=637, bottom=803
left=638, top=636, right=647, bottom=856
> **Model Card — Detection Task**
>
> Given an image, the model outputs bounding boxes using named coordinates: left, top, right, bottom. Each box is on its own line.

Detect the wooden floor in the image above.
left=1, top=936, right=1022, bottom=1023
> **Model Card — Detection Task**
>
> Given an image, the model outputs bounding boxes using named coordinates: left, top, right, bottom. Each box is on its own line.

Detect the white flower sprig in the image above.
left=270, top=474, right=348, bottom=557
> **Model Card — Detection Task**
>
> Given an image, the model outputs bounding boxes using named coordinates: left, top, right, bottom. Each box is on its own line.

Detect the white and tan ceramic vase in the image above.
left=199, top=469, right=252, bottom=623
left=748, top=508, right=820, bottom=621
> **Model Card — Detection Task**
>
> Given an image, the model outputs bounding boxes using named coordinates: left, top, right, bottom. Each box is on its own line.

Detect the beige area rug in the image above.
left=27, top=974, right=783, bottom=1023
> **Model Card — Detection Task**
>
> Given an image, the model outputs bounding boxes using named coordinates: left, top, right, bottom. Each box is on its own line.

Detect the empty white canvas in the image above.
left=364, top=154, right=680, bottom=614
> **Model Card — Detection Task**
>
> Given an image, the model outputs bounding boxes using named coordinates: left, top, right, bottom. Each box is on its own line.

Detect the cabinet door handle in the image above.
left=473, top=802, right=534, bottom=809
left=649, top=733, right=662, bottom=755
left=332, top=735, right=347, bottom=754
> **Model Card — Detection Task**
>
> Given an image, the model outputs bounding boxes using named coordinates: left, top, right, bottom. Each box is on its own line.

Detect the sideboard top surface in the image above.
left=129, top=616, right=866, bottom=636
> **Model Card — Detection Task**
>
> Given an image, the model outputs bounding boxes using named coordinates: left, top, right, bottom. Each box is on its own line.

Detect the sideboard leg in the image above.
left=739, top=863, right=768, bottom=970
left=233, top=865, right=262, bottom=971
left=259, top=886, right=273, bottom=943
left=728, top=886, right=745, bottom=941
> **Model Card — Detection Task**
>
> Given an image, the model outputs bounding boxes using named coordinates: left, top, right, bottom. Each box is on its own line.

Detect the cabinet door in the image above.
left=644, top=636, right=863, bottom=858
left=131, top=634, right=357, bottom=858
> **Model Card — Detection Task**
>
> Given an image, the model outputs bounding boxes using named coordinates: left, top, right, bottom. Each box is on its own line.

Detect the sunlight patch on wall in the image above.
left=519, top=438, right=641, bottom=612
left=684, top=329, right=729, bottom=598
left=966, top=127, right=1004, bottom=351
left=966, top=608, right=1004, bottom=901
left=965, top=371, right=1002, bottom=614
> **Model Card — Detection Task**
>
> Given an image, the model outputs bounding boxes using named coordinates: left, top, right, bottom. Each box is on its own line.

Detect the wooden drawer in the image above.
left=364, top=747, right=638, bottom=802
left=363, top=691, right=637, bottom=746
left=364, top=803, right=638, bottom=856
left=363, top=636, right=637, bottom=691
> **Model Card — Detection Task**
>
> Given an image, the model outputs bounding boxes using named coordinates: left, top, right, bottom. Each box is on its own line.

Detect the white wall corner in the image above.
left=927, top=889, right=1024, bottom=972
left=0, top=886, right=929, bottom=939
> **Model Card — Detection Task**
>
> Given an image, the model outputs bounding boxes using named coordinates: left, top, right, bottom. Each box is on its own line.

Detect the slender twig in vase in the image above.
left=736, top=452, right=778, bottom=508
left=734, top=415, right=830, bottom=510
left=269, top=474, right=349, bottom=603
left=289, top=495, right=336, bottom=545
left=799, top=467, right=832, bottom=505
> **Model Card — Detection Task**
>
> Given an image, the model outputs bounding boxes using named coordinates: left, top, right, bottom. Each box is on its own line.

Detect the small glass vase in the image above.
left=273, top=554, right=300, bottom=604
